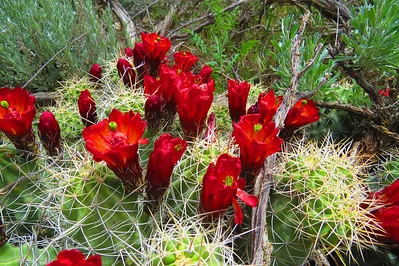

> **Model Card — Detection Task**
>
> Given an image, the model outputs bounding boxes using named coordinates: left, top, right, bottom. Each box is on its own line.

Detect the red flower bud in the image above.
left=373, top=206, right=399, bottom=243
left=89, top=63, right=102, bottom=83
left=78, top=89, right=97, bottom=127
left=146, top=134, right=187, bottom=202
left=0, top=87, right=37, bottom=152
left=203, top=112, right=217, bottom=143
left=227, top=79, right=251, bottom=122
left=198, top=65, right=213, bottom=83
left=47, top=249, right=102, bottom=266
left=38, top=111, right=61, bottom=156
left=378, top=87, right=391, bottom=97
left=83, top=109, right=147, bottom=192
left=145, top=94, right=163, bottom=132
left=199, top=153, right=258, bottom=224
left=117, top=58, right=136, bottom=88
left=173, top=51, right=198, bottom=72
left=124, top=46, right=134, bottom=58
left=257, top=90, right=282, bottom=124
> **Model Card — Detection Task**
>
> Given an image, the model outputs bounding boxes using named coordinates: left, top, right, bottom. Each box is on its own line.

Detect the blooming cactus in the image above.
left=233, top=114, right=283, bottom=184
left=0, top=87, right=37, bottom=152
left=38, top=111, right=61, bottom=156
left=257, top=90, right=283, bottom=124
left=47, top=249, right=101, bottom=266
left=117, top=58, right=136, bottom=88
left=146, top=134, right=187, bottom=202
left=173, top=51, right=198, bottom=73
left=199, top=153, right=258, bottom=224
left=78, top=89, right=97, bottom=127
left=175, top=79, right=215, bottom=139
left=140, top=32, right=172, bottom=76
left=227, top=79, right=251, bottom=123
left=283, top=99, right=320, bottom=132
left=89, top=63, right=102, bottom=83
left=83, top=109, right=147, bottom=192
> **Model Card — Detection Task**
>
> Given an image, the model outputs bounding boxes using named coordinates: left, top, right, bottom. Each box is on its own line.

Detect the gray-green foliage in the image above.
left=342, top=0, right=399, bottom=70
left=269, top=15, right=337, bottom=94
left=0, top=0, right=118, bottom=92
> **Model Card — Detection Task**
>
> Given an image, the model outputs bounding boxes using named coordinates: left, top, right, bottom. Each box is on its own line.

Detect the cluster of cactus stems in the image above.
left=1, top=31, right=398, bottom=266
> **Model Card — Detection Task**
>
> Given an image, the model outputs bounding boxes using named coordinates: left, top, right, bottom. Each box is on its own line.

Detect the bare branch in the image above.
left=108, top=0, right=137, bottom=43
left=314, top=101, right=378, bottom=120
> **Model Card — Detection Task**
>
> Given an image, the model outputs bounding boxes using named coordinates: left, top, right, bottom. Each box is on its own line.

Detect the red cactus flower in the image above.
left=83, top=109, right=147, bottom=192
left=78, top=89, right=97, bottom=127
left=378, top=87, right=391, bottom=97
left=174, top=51, right=198, bottom=73
left=247, top=102, right=259, bottom=115
left=227, top=79, right=251, bottom=123
left=146, top=134, right=187, bottom=202
left=175, top=79, right=215, bottom=139
left=145, top=94, right=163, bottom=132
left=198, top=65, right=213, bottom=84
left=38, top=111, right=61, bottom=156
left=144, top=64, right=177, bottom=103
left=203, top=112, right=217, bottom=144
left=258, top=90, right=283, bottom=124
left=283, top=98, right=319, bottom=133
left=373, top=205, right=399, bottom=243
left=0, top=87, right=37, bottom=152
left=132, top=42, right=146, bottom=77
left=199, top=153, right=258, bottom=224
left=233, top=114, right=283, bottom=184
left=124, top=46, right=134, bottom=58
left=140, top=32, right=171, bottom=63
left=89, top=63, right=102, bottom=83
left=117, top=58, right=136, bottom=88
left=47, top=249, right=102, bottom=266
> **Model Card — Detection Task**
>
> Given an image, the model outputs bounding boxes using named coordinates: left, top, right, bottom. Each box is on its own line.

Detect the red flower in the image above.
left=146, top=134, right=187, bottom=202
left=117, top=58, right=136, bottom=88
left=124, top=46, right=134, bottom=58
left=257, top=90, right=283, bottom=124
left=38, top=111, right=61, bottom=156
left=0, top=87, right=36, bottom=151
left=78, top=89, right=97, bottom=127
left=199, top=153, right=258, bottom=224
left=144, top=94, right=163, bottom=132
left=233, top=114, right=282, bottom=184
left=144, top=64, right=177, bottom=103
left=378, top=87, right=391, bottom=97
left=83, top=109, right=147, bottom=192
left=140, top=32, right=171, bottom=63
left=89, top=63, right=102, bottom=83
left=227, top=79, right=251, bottom=123
left=373, top=206, right=399, bottom=243
left=133, top=42, right=146, bottom=78
left=175, top=79, right=215, bottom=139
left=173, top=51, right=198, bottom=73
left=47, top=249, right=102, bottom=266
left=283, top=98, right=319, bottom=131
left=198, top=65, right=213, bottom=84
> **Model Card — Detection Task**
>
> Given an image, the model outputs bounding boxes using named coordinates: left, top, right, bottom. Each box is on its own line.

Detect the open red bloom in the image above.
left=0, top=87, right=36, bottom=151
left=146, top=134, right=187, bottom=202
left=78, top=89, right=97, bottom=127
left=199, top=153, right=258, bottom=224
left=89, top=63, right=102, bottom=83
left=283, top=98, right=319, bottom=131
left=140, top=32, right=171, bottom=63
left=117, top=58, right=136, bottom=88
left=47, top=249, right=102, bottom=266
left=257, top=90, right=283, bottom=124
left=173, top=51, right=198, bottom=73
left=233, top=114, right=282, bottom=184
left=38, top=111, right=61, bottom=156
left=227, top=79, right=251, bottom=123
left=175, top=79, right=215, bottom=139
left=83, top=109, right=147, bottom=192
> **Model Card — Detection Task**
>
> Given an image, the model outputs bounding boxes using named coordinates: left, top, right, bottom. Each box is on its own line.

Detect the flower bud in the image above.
left=38, top=111, right=61, bottom=156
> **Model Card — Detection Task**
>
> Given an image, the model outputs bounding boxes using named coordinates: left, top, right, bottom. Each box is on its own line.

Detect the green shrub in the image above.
left=0, top=0, right=118, bottom=92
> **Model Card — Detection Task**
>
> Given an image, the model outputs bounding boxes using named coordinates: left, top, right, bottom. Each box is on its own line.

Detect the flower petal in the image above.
left=236, top=188, right=258, bottom=207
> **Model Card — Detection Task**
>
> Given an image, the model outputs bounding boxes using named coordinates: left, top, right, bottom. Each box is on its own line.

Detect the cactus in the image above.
left=267, top=139, right=376, bottom=265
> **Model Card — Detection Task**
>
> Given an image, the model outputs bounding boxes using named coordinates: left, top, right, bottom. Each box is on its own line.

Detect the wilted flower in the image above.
left=146, top=134, right=187, bottom=202
left=117, top=58, right=136, bottom=88
left=0, top=87, right=37, bottom=152
left=199, top=153, right=258, bottom=224
left=47, top=249, right=102, bottom=266
left=38, top=111, right=61, bottom=156
left=173, top=51, right=198, bottom=73
left=175, top=79, right=215, bottom=139
left=145, top=94, right=163, bottom=132
left=233, top=114, right=282, bottom=185
left=83, top=109, right=147, bottom=192
left=227, top=79, right=251, bottom=123
left=78, top=89, right=97, bottom=127
left=89, top=63, right=102, bottom=83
